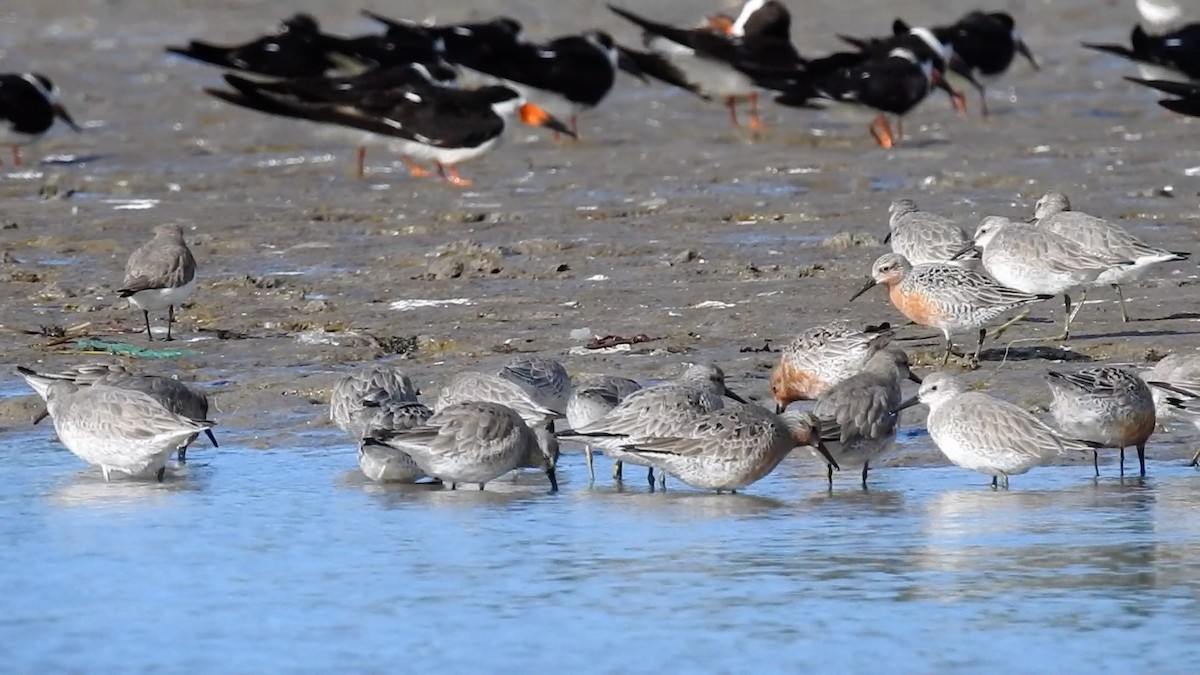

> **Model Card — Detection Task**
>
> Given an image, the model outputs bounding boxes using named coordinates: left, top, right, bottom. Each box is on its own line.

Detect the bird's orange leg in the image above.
left=436, top=163, right=473, bottom=187
left=748, top=92, right=763, bottom=131
left=355, top=146, right=366, bottom=178
left=402, top=155, right=431, bottom=178
left=725, top=96, right=740, bottom=128
left=870, top=115, right=894, bottom=149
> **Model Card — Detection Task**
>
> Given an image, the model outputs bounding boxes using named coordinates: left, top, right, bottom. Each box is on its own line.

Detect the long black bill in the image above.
left=53, top=104, right=82, bottom=132
left=907, top=371, right=923, bottom=384
left=723, top=387, right=748, bottom=404
left=814, top=440, right=840, bottom=471
left=205, top=429, right=220, bottom=448
left=949, top=243, right=978, bottom=261
left=848, top=277, right=877, bottom=303
left=896, top=395, right=922, bottom=412
left=546, top=466, right=559, bottom=493
left=1015, top=37, right=1040, bottom=71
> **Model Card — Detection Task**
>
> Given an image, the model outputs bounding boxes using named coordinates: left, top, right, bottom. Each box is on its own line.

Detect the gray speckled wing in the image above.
left=623, top=405, right=776, bottom=458
left=121, top=236, right=196, bottom=293
left=499, top=356, right=572, bottom=413
left=571, top=384, right=723, bottom=440
left=941, top=392, right=1091, bottom=459
left=908, top=264, right=1045, bottom=308
left=436, top=372, right=561, bottom=426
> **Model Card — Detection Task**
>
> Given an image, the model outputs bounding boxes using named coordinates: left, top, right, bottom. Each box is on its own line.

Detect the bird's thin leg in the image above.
left=142, top=309, right=153, bottom=342
left=657, top=469, right=666, bottom=490
left=1119, top=447, right=1126, bottom=476
left=436, top=162, right=473, bottom=187
left=941, top=334, right=954, bottom=366
left=401, top=155, right=431, bottom=177
left=1093, top=450, right=1099, bottom=478
left=827, top=463, right=834, bottom=487
left=977, top=86, right=990, bottom=119
left=612, top=460, right=623, bottom=481
left=569, top=114, right=580, bottom=139
left=748, top=92, right=762, bottom=131
left=646, top=467, right=655, bottom=488
left=1063, top=289, right=1088, bottom=336
left=725, top=97, right=739, bottom=128
left=972, top=328, right=986, bottom=365
left=101, top=466, right=111, bottom=482
left=991, top=475, right=998, bottom=489
left=870, top=114, right=895, bottom=149
left=355, top=146, right=366, bottom=178
left=585, top=446, right=595, bottom=482
left=1137, top=442, right=1146, bottom=477
left=450, top=482, right=458, bottom=491
left=178, top=448, right=187, bottom=463
left=156, top=466, right=166, bottom=482
left=478, top=483, right=485, bottom=491
left=166, top=305, right=175, bottom=341
left=1000, top=474, right=1009, bottom=490
left=1189, top=446, right=1200, bottom=467
left=860, top=461, right=869, bottom=488
left=1114, top=284, right=1131, bottom=323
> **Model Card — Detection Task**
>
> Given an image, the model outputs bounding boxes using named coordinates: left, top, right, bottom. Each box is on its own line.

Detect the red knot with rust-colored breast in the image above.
left=850, top=253, right=1049, bottom=366
left=771, top=320, right=893, bottom=414
left=1046, top=366, right=1156, bottom=477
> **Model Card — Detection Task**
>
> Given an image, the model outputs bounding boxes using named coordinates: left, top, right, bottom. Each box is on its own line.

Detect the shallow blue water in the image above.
left=1, top=428, right=1198, bottom=672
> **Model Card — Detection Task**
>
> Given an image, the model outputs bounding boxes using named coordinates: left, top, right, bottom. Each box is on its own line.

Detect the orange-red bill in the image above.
left=519, top=102, right=575, bottom=138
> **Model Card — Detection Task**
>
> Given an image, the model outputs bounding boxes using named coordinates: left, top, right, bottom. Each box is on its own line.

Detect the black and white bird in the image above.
left=1084, top=21, right=1200, bottom=82
left=1125, top=77, right=1200, bottom=116
left=205, top=65, right=573, bottom=186
left=167, top=13, right=339, bottom=78
left=807, top=38, right=945, bottom=148
left=922, top=12, right=1039, bottom=117
left=609, top=0, right=804, bottom=130
left=0, top=73, right=81, bottom=166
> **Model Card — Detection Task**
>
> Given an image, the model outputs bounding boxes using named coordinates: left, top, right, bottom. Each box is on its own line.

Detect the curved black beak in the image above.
left=32, top=407, right=49, bottom=425
left=546, top=465, right=559, bottom=492
left=896, top=395, right=921, bottom=412
left=949, top=243, right=978, bottom=261
left=814, top=439, right=839, bottom=471
left=849, top=277, right=877, bottom=303
left=723, top=386, right=748, bottom=404
left=907, top=371, right=923, bottom=384
left=1015, top=36, right=1040, bottom=71
left=53, top=103, right=82, bottom=133
left=205, top=429, right=220, bottom=448
left=883, top=231, right=892, bottom=244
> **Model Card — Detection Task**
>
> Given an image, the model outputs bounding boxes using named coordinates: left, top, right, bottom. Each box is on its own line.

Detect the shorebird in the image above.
left=1030, top=191, right=1188, bottom=322
left=1143, top=352, right=1200, bottom=466
left=930, top=11, right=1039, bottom=117
left=886, top=199, right=976, bottom=266
left=498, top=355, right=573, bottom=424
left=1084, top=19, right=1200, bottom=82
left=771, top=320, right=893, bottom=413
left=560, top=362, right=747, bottom=485
left=615, top=406, right=832, bottom=493
left=366, top=401, right=558, bottom=491
left=436, top=371, right=563, bottom=428
left=19, top=368, right=215, bottom=482
left=0, top=72, right=81, bottom=166
left=898, top=371, right=1095, bottom=488
left=813, top=348, right=921, bottom=486
left=23, top=363, right=217, bottom=462
left=957, top=216, right=1134, bottom=340
left=166, top=13, right=339, bottom=78
left=330, top=364, right=421, bottom=440
left=850, top=253, right=1049, bottom=366
left=564, top=375, right=642, bottom=480
left=1046, top=367, right=1156, bottom=477
left=116, top=224, right=197, bottom=342
left=1126, top=77, right=1200, bottom=117
left=330, top=364, right=430, bottom=482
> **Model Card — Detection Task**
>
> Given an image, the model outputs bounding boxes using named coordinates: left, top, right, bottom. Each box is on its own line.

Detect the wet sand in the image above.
left=1, top=0, right=1199, bottom=464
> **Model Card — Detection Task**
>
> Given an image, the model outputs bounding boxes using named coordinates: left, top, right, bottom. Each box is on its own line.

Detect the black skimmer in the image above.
left=204, top=66, right=573, bottom=186
left=834, top=20, right=975, bottom=114
left=1084, top=22, right=1200, bottom=82
left=1126, top=77, right=1200, bottom=116
left=806, top=40, right=944, bottom=149
left=365, top=12, right=629, bottom=138
left=930, top=12, right=1039, bottom=117
left=0, top=73, right=81, bottom=166
left=608, top=1, right=803, bottom=130
left=167, top=13, right=338, bottom=78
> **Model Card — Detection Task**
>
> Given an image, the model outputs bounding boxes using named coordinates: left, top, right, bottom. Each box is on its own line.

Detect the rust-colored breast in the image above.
left=890, top=284, right=942, bottom=328
left=1117, top=409, right=1157, bottom=446
left=771, top=360, right=827, bottom=409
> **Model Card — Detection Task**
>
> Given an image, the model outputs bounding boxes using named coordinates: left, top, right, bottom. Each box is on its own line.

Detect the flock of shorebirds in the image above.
left=12, top=180, right=1200, bottom=492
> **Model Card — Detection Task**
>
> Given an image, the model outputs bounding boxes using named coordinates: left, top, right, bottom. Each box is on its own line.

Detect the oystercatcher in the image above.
left=932, top=12, right=1039, bottom=117
left=0, top=73, right=81, bottom=166
left=608, top=1, right=803, bottom=130
left=167, top=13, right=338, bottom=78
left=205, top=66, right=573, bottom=186
left=1126, top=77, right=1200, bottom=116
left=1084, top=22, right=1200, bottom=82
